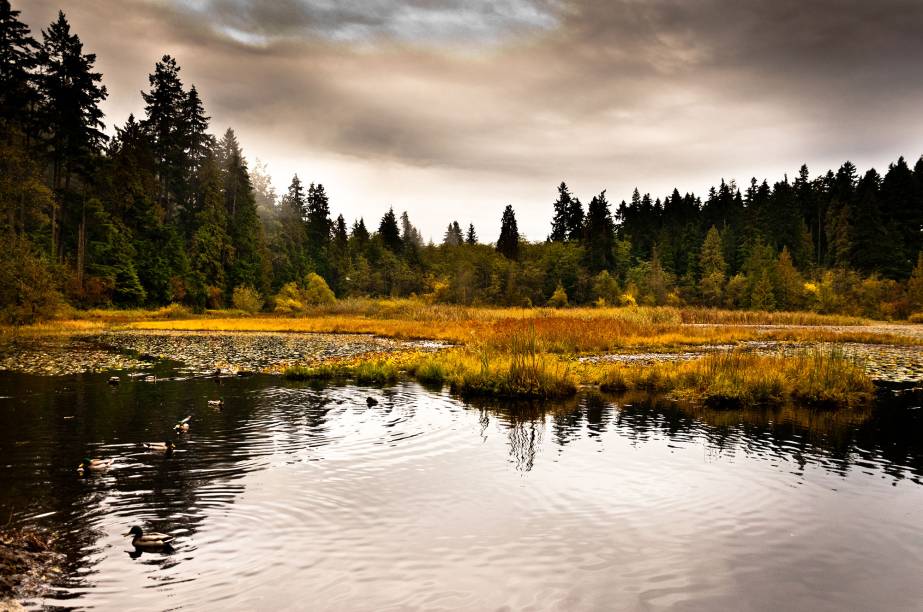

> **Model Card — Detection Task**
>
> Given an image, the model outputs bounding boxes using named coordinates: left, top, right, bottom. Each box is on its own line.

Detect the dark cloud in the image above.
left=16, top=0, right=923, bottom=239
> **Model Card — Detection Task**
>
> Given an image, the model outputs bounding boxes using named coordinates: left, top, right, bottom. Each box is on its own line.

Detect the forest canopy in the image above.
left=1, top=1, right=922, bottom=323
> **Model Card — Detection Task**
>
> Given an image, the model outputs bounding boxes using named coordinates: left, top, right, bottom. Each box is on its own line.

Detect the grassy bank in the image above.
left=108, top=301, right=918, bottom=352
left=590, top=348, right=875, bottom=408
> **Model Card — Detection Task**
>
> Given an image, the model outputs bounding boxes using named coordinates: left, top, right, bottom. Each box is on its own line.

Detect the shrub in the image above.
left=206, top=285, right=223, bottom=309
left=303, top=273, right=336, bottom=306
left=547, top=283, right=568, bottom=308
left=0, top=236, right=63, bottom=324
left=909, top=312, right=923, bottom=324
left=232, top=285, right=263, bottom=313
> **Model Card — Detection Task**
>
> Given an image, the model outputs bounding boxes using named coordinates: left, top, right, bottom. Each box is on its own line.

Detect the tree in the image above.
left=909, top=252, right=923, bottom=310
left=699, top=225, right=726, bottom=306
left=751, top=269, right=776, bottom=311
left=566, top=196, right=584, bottom=242
left=378, top=207, right=402, bottom=253
left=141, top=55, right=185, bottom=217
left=305, top=182, right=332, bottom=273
left=0, top=0, right=38, bottom=133
left=583, top=190, right=614, bottom=273
left=549, top=181, right=572, bottom=242
left=36, top=10, right=108, bottom=291
left=443, top=221, right=463, bottom=246
left=496, top=204, right=519, bottom=260
left=466, top=223, right=477, bottom=245
left=773, top=246, right=803, bottom=310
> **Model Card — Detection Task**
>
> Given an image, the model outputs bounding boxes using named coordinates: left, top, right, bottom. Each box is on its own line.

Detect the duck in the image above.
left=123, top=525, right=174, bottom=551
left=107, top=376, right=120, bottom=385
left=207, top=399, right=223, bottom=409
left=77, top=457, right=113, bottom=475
left=366, top=397, right=379, bottom=407
left=143, top=440, right=175, bottom=453
left=174, top=416, right=191, bottom=433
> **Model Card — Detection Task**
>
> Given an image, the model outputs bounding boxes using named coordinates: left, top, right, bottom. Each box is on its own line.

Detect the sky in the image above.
left=18, top=0, right=923, bottom=242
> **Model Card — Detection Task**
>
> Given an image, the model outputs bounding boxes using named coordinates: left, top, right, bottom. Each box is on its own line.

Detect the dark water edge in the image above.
left=0, top=368, right=922, bottom=610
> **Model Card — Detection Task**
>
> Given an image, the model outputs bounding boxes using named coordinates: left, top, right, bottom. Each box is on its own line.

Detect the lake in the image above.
left=1, top=366, right=922, bottom=610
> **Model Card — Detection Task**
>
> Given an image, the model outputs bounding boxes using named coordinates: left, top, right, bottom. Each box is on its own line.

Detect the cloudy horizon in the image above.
left=18, top=0, right=923, bottom=242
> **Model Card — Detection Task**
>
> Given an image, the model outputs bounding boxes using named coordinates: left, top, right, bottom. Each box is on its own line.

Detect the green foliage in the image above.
left=0, top=235, right=62, bottom=323
left=303, top=272, right=336, bottom=305
left=547, top=283, right=568, bottom=308
left=232, top=285, right=263, bottom=313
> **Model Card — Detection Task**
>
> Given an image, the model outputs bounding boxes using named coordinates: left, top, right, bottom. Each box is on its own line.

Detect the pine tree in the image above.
left=0, top=0, right=39, bottom=133
left=466, top=223, right=477, bottom=245
left=583, top=190, right=614, bottom=273
left=496, top=205, right=519, bottom=260
left=190, top=155, right=233, bottom=306
left=378, top=207, right=402, bottom=253
left=351, top=217, right=369, bottom=247
left=141, top=55, right=185, bottom=217
left=698, top=225, right=726, bottom=306
left=566, top=196, right=584, bottom=242
left=36, top=12, right=108, bottom=183
left=443, top=220, right=463, bottom=246
left=305, top=182, right=332, bottom=273
left=276, top=174, right=307, bottom=283
left=549, top=181, right=572, bottom=242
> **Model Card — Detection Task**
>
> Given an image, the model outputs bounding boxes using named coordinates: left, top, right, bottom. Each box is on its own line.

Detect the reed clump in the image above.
left=593, top=347, right=874, bottom=409
left=410, top=327, right=577, bottom=399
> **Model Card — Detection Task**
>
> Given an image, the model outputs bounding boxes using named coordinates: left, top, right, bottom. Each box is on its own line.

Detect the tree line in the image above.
left=1, top=1, right=922, bottom=322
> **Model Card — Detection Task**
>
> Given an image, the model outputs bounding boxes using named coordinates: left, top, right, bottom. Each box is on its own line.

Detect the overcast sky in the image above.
left=19, top=0, right=923, bottom=241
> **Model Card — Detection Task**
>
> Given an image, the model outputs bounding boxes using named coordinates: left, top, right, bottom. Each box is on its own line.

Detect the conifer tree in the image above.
left=378, top=207, right=402, bottom=253
left=698, top=225, right=726, bottom=306
left=141, top=55, right=185, bottom=216
left=583, top=190, right=614, bottom=273
left=466, top=223, right=477, bottom=245
left=0, top=0, right=38, bottom=133
left=549, top=181, right=572, bottom=242
left=443, top=221, right=463, bottom=246
left=496, top=205, right=519, bottom=260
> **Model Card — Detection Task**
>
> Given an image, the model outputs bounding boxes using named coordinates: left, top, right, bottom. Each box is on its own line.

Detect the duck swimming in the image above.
left=143, top=440, right=175, bottom=453
left=123, top=525, right=174, bottom=551
left=77, top=457, right=113, bottom=475
left=207, top=399, right=223, bottom=409
left=174, top=416, right=191, bottom=433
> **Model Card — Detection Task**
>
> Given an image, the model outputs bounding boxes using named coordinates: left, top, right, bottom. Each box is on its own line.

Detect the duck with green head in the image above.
left=124, top=525, right=175, bottom=550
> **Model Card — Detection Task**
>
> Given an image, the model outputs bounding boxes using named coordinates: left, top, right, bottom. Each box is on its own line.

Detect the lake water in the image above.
left=1, top=368, right=922, bottom=611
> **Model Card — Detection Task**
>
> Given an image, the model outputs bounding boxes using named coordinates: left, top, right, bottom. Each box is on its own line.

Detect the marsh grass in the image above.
left=408, top=332, right=577, bottom=399
left=592, top=347, right=874, bottom=409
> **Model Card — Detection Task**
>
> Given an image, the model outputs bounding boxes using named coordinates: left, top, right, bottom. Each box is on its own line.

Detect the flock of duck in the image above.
left=78, top=378, right=225, bottom=552
left=78, top=377, right=379, bottom=552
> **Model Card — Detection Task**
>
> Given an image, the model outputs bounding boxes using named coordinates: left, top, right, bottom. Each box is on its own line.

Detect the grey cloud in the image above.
left=16, top=0, right=923, bottom=239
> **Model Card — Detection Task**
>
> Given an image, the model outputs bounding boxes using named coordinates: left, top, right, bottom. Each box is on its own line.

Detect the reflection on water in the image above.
left=1, top=370, right=922, bottom=610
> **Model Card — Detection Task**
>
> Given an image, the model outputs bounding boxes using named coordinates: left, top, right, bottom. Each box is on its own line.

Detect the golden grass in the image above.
left=587, top=348, right=875, bottom=409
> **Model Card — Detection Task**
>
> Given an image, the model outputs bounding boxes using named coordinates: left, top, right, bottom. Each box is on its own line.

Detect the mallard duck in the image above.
left=123, top=526, right=174, bottom=550
left=174, top=416, right=191, bottom=433
left=207, top=399, right=223, bottom=409
left=143, top=440, right=175, bottom=453
left=366, top=397, right=379, bottom=406
left=77, top=457, right=113, bottom=475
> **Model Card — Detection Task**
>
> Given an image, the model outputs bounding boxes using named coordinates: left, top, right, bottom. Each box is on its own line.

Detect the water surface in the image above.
left=1, top=370, right=922, bottom=610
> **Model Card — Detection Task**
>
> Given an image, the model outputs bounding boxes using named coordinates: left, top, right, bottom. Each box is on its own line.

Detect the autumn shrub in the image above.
left=303, top=273, right=336, bottom=305
left=232, top=285, right=263, bottom=313
left=547, top=283, right=569, bottom=308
